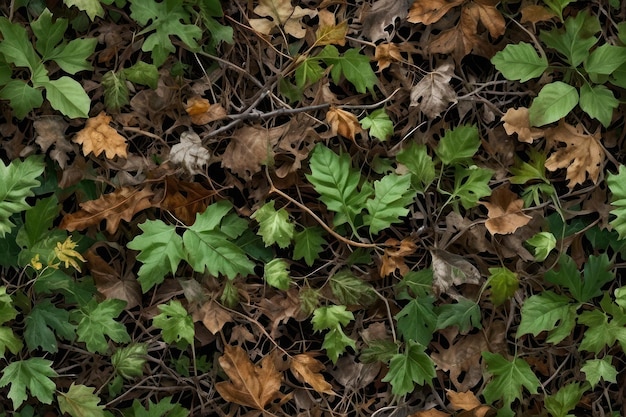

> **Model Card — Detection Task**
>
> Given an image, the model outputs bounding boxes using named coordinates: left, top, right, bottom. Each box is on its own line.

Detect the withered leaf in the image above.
left=380, top=238, right=417, bottom=277
left=375, top=43, right=403, bottom=71
left=326, top=107, right=362, bottom=141
left=73, top=112, right=128, bottom=159
left=407, top=0, right=464, bottom=25
left=481, top=186, right=531, bottom=235
left=160, top=176, right=216, bottom=225
left=501, top=107, right=544, bottom=143
left=85, top=248, right=141, bottom=309
left=410, top=63, right=457, bottom=119
left=34, top=116, right=73, bottom=168
left=290, top=353, right=334, bottom=394
left=315, top=9, right=348, bottom=46
left=170, top=131, right=211, bottom=175
left=465, top=0, right=505, bottom=38
left=446, top=389, right=482, bottom=410
left=520, top=5, right=556, bottom=24
left=249, top=0, right=317, bottom=38
left=361, top=0, right=411, bottom=42
left=192, top=300, right=233, bottom=335
left=410, top=409, right=450, bottom=417
left=185, top=97, right=227, bottom=125
left=430, top=248, right=481, bottom=296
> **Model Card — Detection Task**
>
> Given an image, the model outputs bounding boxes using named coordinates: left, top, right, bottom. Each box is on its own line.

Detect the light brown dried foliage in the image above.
left=380, top=238, right=417, bottom=277
left=184, top=97, right=227, bottom=125
left=315, top=9, right=347, bottom=46
left=407, top=0, right=464, bottom=25
left=249, top=0, right=317, bottom=38
left=85, top=248, right=141, bottom=309
left=375, top=43, right=403, bottom=71
left=192, top=300, right=233, bottom=334
left=73, top=112, right=128, bottom=159
left=481, top=186, right=531, bottom=235
left=410, top=62, right=457, bottom=119
left=501, top=107, right=544, bottom=143
left=290, top=354, right=334, bottom=394
left=326, top=107, right=362, bottom=141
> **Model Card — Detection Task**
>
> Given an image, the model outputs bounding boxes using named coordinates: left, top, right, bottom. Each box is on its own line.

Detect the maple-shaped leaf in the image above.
left=482, top=352, right=541, bottom=416
left=290, top=353, right=334, bottom=394
left=312, top=305, right=354, bottom=331
left=170, top=131, right=211, bottom=175
left=501, top=107, right=545, bottom=144
left=449, top=165, right=493, bottom=210
left=382, top=340, right=436, bottom=395
left=249, top=0, right=317, bottom=38
left=293, top=226, right=327, bottom=266
left=318, top=45, right=378, bottom=94
left=410, top=62, right=457, bottom=119
left=396, top=142, right=436, bottom=192
left=608, top=165, right=626, bottom=240
left=486, top=267, right=519, bottom=306
left=25, top=299, right=75, bottom=353
left=447, top=390, right=491, bottom=414
left=57, top=383, right=105, bottom=417
left=326, top=107, right=362, bottom=141
left=435, top=297, right=481, bottom=333
left=581, top=356, right=618, bottom=388
left=578, top=306, right=626, bottom=354
left=381, top=238, right=418, bottom=277
left=540, top=10, right=600, bottom=67
left=264, top=258, right=292, bottom=290
left=60, top=186, right=155, bottom=234
left=0, top=358, right=57, bottom=409
left=545, top=254, right=613, bottom=303
left=330, top=269, right=376, bottom=306
left=360, top=108, right=394, bottom=141
left=251, top=200, right=295, bottom=249
left=321, top=327, right=356, bottom=363
left=160, top=176, right=216, bottom=225
left=33, top=116, right=73, bottom=168
left=525, top=231, right=556, bottom=262
left=315, top=9, right=347, bottom=46
left=364, top=174, right=413, bottom=234
left=73, top=112, right=127, bottom=159
left=544, top=382, right=586, bottom=417
left=544, top=120, right=604, bottom=189
left=0, top=287, right=22, bottom=359
left=112, top=343, right=148, bottom=379
left=374, top=43, right=402, bottom=71
left=396, top=296, right=437, bottom=345
left=516, top=291, right=576, bottom=344
left=481, top=186, right=531, bottom=235
left=153, top=300, right=195, bottom=345
left=127, top=396, right=189, bottom=417
left=86, top=248, right=141, bottom=309
left=191, top=300, right=233, bottom=335
left=75, top=298, right=130, bottom=353
left=216, top=345, right=282, bottom=410
left=407, top=0, right=464, bottom=25
left=464, top=0, right=506, bottom=38
left=435, top=124, right=481, bottom=166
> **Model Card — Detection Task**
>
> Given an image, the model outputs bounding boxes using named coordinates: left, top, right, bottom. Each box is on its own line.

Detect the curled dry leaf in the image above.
left=465, top=0, right=506, bottom=38
left=326, top=107, right=362, bottom=141
left=249, top=0, right=317, bottom=38
left=169, top=131, right=211, bottom=175
left=191, top=300, right=233, bottom=335
left=290, top=353, right=334, bottom=394
left=375, top=43, right=402, bottom=71
left=315, top=9, right=347, bottom=46
left=160, top=176, right=216, bottom=225
left=447, top=389, right=481, bottom=410
left=380, top=238, right=417, bottom=277
left=33, top=116, right=73, bottom=168
left=410, top=409, right=450, bottom=417
left=481, top=186, right=531, bottom=235
left=410, top=63, right=457, bottom=119
left=85, top=248, right=141, bottom=309
left=73, top=112, right=128, bottom=159
left=184, top=97, right=227, bottom=125
left=407, top=0, right=464, bottom=25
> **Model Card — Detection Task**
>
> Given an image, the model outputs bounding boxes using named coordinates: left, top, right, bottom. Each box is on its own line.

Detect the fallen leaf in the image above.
left=501, top=107, right=544, bottom=143
left=329, top=356, right=381, bottom=389
left=249, top=0, right=317, bottom=38
left=274, top=116, right=320, bottom=178
left=407, top=0, right=464, bottom=25
left=410, top=62, right=457, bottom=119
left=160, top=176, right=216, bottom=225
left=447, top=389, right=481, bottom=410
left=361, top=0, right=412, bottom=42
left=258, top=289, right=307, bottom=337
left=73, top=112, right=128, bottom=159
left=315, top=9, right=348, bottom=46
left=169, top=131, right=211, bottom=175
left=326, top=107, right=362, bottom=141
left=215, top=345, right=283, bottom=410
left=60, top=186, right=155, bottom=234
left=85, top=247, right=141, bottom=309
left=544, top=120, right=604, bottom=189
left=481, top=186, right=531, bottom=235
left=192, top=300, right=233, bottom=334
left=375, top=43, right=403, bottom=71
left=34, top=116, right=73, bottom=168
left=380, top=238, right=417, bottom=277
left=520, top=5, right=556, bottom=24
left=465, top=0, right=505, bottom=39
left=409, top=409, right=450, bottom=417
left=430, top=248, right=481, bottom=296
left=185, top=97, right=227, bottom=125
left=290, top=353, right=334, bottom=394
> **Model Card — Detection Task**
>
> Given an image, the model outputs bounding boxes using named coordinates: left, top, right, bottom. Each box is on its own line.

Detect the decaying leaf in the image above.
left=73, top=112, right=128, bottom=159
left=274, top=116, right=320, bottom=178
left=410, top=63, right=457, bottom=119
left=380, top=238, right=417, bottom=277
left=407, top=0, right=464, bottom=25
left=544, top=121, right=604, bottom=189
left=501, top=107, right=544, bottom=143
left=249, top=0, right=317, bottom=38
left=192, top=300, right=233, bottom=335
left=185, top=97, right=227, bottom=125
left=481, top=186, right=531, bottom=235
left=465, top=0, right=506, bottom=39
left=520, top=5, right=556, bottom=24
left=290, top=353, right=334, bottom=394
left=160, top=176, right=216, bottom=225
left=326, top=107, right=362, bottom=141
left=430, top=248, right=481, bottom=296
left=361, top=0, right=411, bottom=42
left=85, top=247, right=141, bottom=309
left=258, top=289, right=307, bottom=337
left=446, top=389, right=492, bottom=416
left=375, top=43, right=403, bottom=71
left=315, top=9, right=347, bottom=46
left=409, top=409, right=450, bottom=417
left=34, top=116, right=73, bottom=168
left=170, top=131, right=211, bottom=175
left=215, top=345, right=283, bottom=410
left=60, top=186, right=155, bottom=234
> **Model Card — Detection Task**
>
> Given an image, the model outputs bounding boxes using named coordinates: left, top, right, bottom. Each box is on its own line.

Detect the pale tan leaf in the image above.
left=407, top=0, right=464, bottom=25
left=466, top=0, right=505, bottom=38
left=501, top=107, right=544, bottom=143
left=290, top=354, right=334, bottom=394
left=315, top=10, right=347, bottom=46
left=375, top=43, right=403, bottom=71
left=410, top=63, right=457, bottom=119
left=326, top=107, right=361, bottom=141
left=380, top=238, right=417, bottom=277
left=249, top=0, right=317, bottom=38
left=430, top=249, right=481, bottom=296
left=481, top=186, right=531, bottom=235
left=185, top=97, right=227, bottom=125
left=361, top=0, right=412, bottom=42
left=170, top=131, right=211, bottom=175
left=73, top=112, right=128, bottom=159
left=192, top=300, right=233, bottom=334
left=446, top=389, right=482, bottom=411
left=34, top=116, right=73, bottom=168
left=409, top=409, right=450, bottom=417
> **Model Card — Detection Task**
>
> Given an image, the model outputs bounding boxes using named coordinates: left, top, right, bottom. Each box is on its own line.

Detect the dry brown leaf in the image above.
left=60, top=186, right=155, bottom=234
left=259, top=289, right=307, bottom=337
left=215, top=345, right=283, bottom=410
left=361, top=0, right=411, bottom=42
left=410, top=62, right=457, bottom=119
left=85, top=248, right=141, bottom=309
left=521, top=5, right=556, bottom=24
left=73, top=112, right=128, bottom=159
left=184, top=97, right=227, bottom=125
left=481, top=186, right=531, bottom=235
left=249, top=0, right=317, bottom=38
left=315, top=9, right=347, bottom=46
left=192, top=300, right=233, bottom=334
left=160, top=176, right=216, bottom=225
left=409, top=409, right=450, bottom=417
left=326, top=107, right=361, bottom=141
left=33, top=116, right=73, bottom=168
left=447, top=390, right=481, bottom=410
left=465, top=0, right=505, bottom=38
left=501, top=107, right=544, bottom=143
left=290, top=354, right=334, bottom=394
left=430, top=248, right=481, bottom=296
left=407, top=0, right=464, bottom=25
left=375, top=43, right=403, bottom=71
left=380, top=238, right=417, bottom=277
left=544, top=121, right=604, bottom=189
left=170, top=131, right=211, bottom=175
left=275, top=116, right=320, bottom=178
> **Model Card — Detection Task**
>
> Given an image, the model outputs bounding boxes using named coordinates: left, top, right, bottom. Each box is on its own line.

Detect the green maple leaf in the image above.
left=0, top=358, right=57, bottom=409
left=435, top=124, right=481, bottom=165
left=396, top=296, right=437, bottom=345
left=63, top=0, right=106, bottom=20
left=322, top=327, right=356, bottom=363
left=487, top=267, right=519, bottom=306
left=581, top=356, right=618, bottom=388
left=526, top=232, right=556, bottom=262
left=329, top=269, right=375, bottom=306
left=517, top=291, right=577, bottom=344
left=295, top=57, right=324, bottom=89
left=546, top=254, right=613, bottom=303
left=264, top=258, right=291, bottom=290
left=0, top=327, right=22, bottom=359
left=318, top=45, right=377, bottom=94
left=578, top=309, right=626, bottom=353
left=448, top=165, right=493, bottom=210
left=75, top=299, right=130, bottom=353
left=153, top=301, right=194, bottom=345
left=607, top=165, right=626, bottom=240
left=128, top=396, right=189, bottom=417
left=482, top=352, right=540, bottom=416
left=435, top=297, right=481, bottom=333
left=251, top=200, right=295, bottom=248
left=539, top=10, right=600, bottom=67
left=127, top=219, right=185, bottom=293
left=112, top=343, right=148, bottom=379
left=396, top=142, right=435, bottom=192
left=25, top=299, right=76, bottom=353
left=360, top=339, right=398, bottom=364
left=57, top=383, right=105, bottom=417
left=396, top=269, right=433, bottom=299
left=491, top=42, right=548, bottom=82
left=382, top=341, right=436, bottom=395
left=360, top=109, right=393, bottom=141
left=293, top=226, right=327, bottom=266
left=312, top=305, right=354, bottom=330
left=364, top=173, right=413, bottom=235
left=544, top=382, right=586, bottom=417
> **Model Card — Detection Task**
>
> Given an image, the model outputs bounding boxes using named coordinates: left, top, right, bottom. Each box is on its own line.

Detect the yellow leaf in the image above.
left=73, top=112, right=128, bottom=159
left=54, top=237, right=86, bottom=271
left=315, top=9, right=347, bottom=46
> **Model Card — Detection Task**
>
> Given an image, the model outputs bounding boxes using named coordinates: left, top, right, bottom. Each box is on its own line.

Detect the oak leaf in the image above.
left=215, top=345, right=282, bottom=410
left=73, top=112, right=128, bottom=159
left=481, top=186, right=531, bottom=235
left=407, top=0, right=464, bottom=25
left=315, top=9, right=347, bottom=46
left=501, top=107, right=544, bottom=143
left=170, top=131, right=211, bottom=175
left=410, top=63, right=457, bottom=119
left=465, top=0, right=505, bottom=39
left=184, top=97, right=227, bottom=125
left=375, top=43, right=402, bottom=71
left=326, top=107, right=362, bottom=141
left=60, top=186, right=155, bottom=234
left=290, top=353, right=334, bottom=394
left=192, top=300, right=233, bottom=335
left=544, top=121, right=604, bottom=189
left=249, top=0, right=317, bottom=39
left=446, top=389, right=492, bottom=416
left=380, top=238, right=417, bottom=277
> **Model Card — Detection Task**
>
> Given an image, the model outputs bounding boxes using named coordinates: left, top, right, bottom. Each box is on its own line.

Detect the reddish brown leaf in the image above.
left=160, top=177, right=216, bottom=225
left=481, top=186, right=531, bottom=235
left=380, top=238, right=417, bottom=277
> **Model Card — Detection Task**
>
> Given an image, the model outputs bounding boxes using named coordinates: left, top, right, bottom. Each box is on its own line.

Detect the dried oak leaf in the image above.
left=275, top=116, right=320, bottom=178
left=73, top=112, right=128, bottom=159
left=410, top=62, right=457, bottom=119
left=380, top=238, right=417, bottom=277
left=375, top=43, right=403, bottom=71
left=315, top=9, right=348, bottom=46
left=326, top=107, right=362, bottom=141
left=249, top=0, right=317, bottom=38
left=501, top=107, right=544, bottom=143
left=481, top=186, right=531, bottom=235
left=192, top=300, right=233, bottom=335
left=160, top=176, right=216, bottom=225
left=85, top=248, right=141, bottom=309
left=545, top=121, right=604, bottom=189
left=216, top=345, right=283, bottom=410
left=361, top=0, right=411, bottom=42
left=290, top=353, right=335, bottom=394
left=184, top=97, right=227, bottom=125
left=60, top=186, right=155, bottom=234
left=170, top=131, right=211, bottom=175
left=34, top=116, right=73, bottom=168
left=407, top=0, right=464, bottom=25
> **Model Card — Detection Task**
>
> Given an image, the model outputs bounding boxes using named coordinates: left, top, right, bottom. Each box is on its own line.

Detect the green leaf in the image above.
left=382, top=341, right=435, bottom=395
left=546, top=254, right=613, bottom=303
left=63, top=0, right=106, bottom=20
left=0, top=80, right=44, bottom=119
left=581, top=356, right=618, bottom=388
left=46, top=38, right=97, bottom=74
left=25, top=299, right=75, bottom=353
left=544, top=382, right=586, bottom=417
left=329, top=269, right=375, bottom=306
left=396, top=269, right=433, bottom=299
left=449, top=165, right=493, bottom=210
left=121, top=61, right=159, bottom=89
left=435, top=297, right=481, bottom=333
left=318, top=45, right=377, bottom=94
left=57, top=383, right=105, bottom=417
left=153, top=300, right=194, bottom=345
left=540, top=11, right=600, bottom=66
left=39, top=77, right=90, bottom=118
left=0, top=327, right=22, bottom=359
left=526, top=232, right=556, bottom=261
left=360, top=339, right=398, bottom=364
left=543, top=0, right=574, bottom=20
left=360, top=108, right=393, bottom=141
left=435, top=124, right=481, bottom=165
left=321, top=326, right=356, bottom=363
left=364, top=174, right=413, bottom=235
left=0, top=358, right=57, bottom=409
left=0, top=17, right=40, bottom=70
left=295, top=57, right=324, bottom=89
left=0, top=155, right=45, bottom=238
left=127, top=396, right=189, bottom=417
left=264, top=258, right=291, bottom=290
left=482, top=353, right=540, bottom=415
left=608, top=165, right=626, bottom=240
left=112, top=343, right=147, bottom=379
left=102, top=71, right=130, bottom=112
left=251, top=200, right=295, bottom=248
left=528, top=81, right=578, bottom=126
left=312, top=305, right=354, bottom=330
left=510, top=149, right=550, bottom=185
left=396, top=142, right=435, bottom=191
left=487, top=267, right=519, bottom=306
left=578, top=309, right=626, bottom=353
left=578, top=83, right=618, bottom=127
left=75, top=299, right=130, bottom=353
left=584, top=44, right=626, bottom=76
left=491, top=42, right=548, bottom=82
left=30, top=9, right=67, bottom=59
left=127, top=219, right=185, bottom=293
left=21, top=195, right=60, bottom=249
left=517, top=291, right=576, bottom=344
left=293, top=226, right=326, bottom=266
left=396, top=296, right=437, bottom=345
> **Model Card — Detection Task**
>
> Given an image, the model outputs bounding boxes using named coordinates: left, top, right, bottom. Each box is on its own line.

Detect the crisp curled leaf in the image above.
left=364, top=174, right=413, bottom=235
left=0, top=358, right=57, bottom=409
